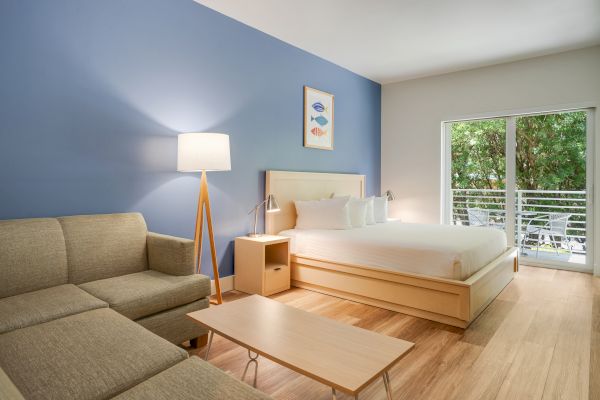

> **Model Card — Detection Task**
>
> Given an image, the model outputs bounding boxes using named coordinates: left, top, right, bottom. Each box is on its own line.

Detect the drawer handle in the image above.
left=274, top=267, right=281, bottom=271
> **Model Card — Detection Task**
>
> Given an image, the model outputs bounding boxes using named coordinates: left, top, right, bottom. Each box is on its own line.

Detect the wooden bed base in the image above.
left=290, top=247, right=517, bottom=328
left=265, top=170, right=518, bottom=329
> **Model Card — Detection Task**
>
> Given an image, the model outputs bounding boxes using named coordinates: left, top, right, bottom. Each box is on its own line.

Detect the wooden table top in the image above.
left=187, top=295, right=414, bottom=394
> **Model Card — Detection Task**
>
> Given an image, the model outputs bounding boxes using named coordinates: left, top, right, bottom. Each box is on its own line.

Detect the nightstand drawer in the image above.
left=264, top=264, right=290, bottom=295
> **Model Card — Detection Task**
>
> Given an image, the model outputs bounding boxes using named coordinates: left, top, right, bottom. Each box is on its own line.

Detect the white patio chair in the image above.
left=467, top=208, right=490, bottom=227
left=525, top=213, right=572, bottom=257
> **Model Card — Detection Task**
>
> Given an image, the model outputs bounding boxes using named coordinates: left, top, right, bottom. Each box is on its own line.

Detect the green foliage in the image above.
left=451, top=119, right=506, bottom=189
left=451, top=112, right=586, bottom=191
left=516, top=112, right=586, bottom=190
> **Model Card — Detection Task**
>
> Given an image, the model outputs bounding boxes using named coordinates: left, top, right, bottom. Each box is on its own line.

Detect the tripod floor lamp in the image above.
left=177, top=133, right=231, bottom=305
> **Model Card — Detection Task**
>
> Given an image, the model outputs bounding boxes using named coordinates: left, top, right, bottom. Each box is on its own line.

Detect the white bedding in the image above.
left=279, top=221, right=507, bottom=280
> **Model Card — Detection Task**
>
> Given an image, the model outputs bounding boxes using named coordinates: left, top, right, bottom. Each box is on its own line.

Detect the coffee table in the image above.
left=187, top=295, right=414, bottom=399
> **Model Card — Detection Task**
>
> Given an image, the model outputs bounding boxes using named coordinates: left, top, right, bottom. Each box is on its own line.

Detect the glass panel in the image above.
left=515, top=111, right=587, bottom=265
left=450, top=119, right=506, bottom=230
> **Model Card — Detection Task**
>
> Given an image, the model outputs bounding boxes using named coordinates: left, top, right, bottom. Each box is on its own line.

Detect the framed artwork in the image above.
left=304, top=86, right=334, bottom=150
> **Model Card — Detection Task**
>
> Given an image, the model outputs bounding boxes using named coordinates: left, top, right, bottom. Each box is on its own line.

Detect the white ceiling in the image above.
left=195, top=0, right=600, bottom=84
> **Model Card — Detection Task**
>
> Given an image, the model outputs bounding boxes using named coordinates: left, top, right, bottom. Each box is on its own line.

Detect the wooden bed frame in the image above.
left=265, top=170, right=518, bottom=328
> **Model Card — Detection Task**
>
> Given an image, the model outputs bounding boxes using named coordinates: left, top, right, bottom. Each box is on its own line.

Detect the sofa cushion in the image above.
left=79, top=270, right=210, bottom=320
left=137, top=298, right=209, bottom=345
left=0, top=218, right=68, bottom=298
left=0, top=284, right=107, bottom=334
left=0, top=308, right=188, bottom=400
left=112, top=356, right=273, bottom=400
left=58, top=213, right=149, bottom=284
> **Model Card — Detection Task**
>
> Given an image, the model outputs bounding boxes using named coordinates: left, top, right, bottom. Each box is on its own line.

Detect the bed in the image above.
left=280, top=221, right=508, bottom=281
left=265, top=170, right=518, bottom=328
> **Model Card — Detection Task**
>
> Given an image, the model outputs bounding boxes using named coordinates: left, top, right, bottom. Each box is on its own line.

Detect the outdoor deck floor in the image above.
left=520, top=249, right=586, bottom=265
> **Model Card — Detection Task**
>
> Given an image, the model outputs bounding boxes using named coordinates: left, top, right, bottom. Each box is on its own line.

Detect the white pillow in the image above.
left=347, top=198, right=368, bottom=228
left=294, top=197, right=352, bottom=230
left=373, top=196, right=388, bottom=223
left=365, top=196, right=376, bottom=225
left=331, top=195, right=369, bottom=228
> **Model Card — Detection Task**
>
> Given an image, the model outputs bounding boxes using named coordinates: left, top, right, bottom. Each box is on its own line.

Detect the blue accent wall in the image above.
left=0, top=0, right=381, bottom=278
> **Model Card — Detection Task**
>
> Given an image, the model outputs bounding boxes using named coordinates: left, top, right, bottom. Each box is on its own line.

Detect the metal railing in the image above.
left=451, top=189, right=587, bottom=262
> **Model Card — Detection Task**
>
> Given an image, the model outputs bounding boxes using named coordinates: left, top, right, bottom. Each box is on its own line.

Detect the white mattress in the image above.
left=279, top=221, right=507, bottom=280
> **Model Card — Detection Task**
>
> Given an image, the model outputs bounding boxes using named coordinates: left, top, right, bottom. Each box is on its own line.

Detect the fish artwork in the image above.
left=311, top=115, right=329, bottom=126
left=311, top=102, right=328, bottom=113
left=310, top=127, right=328, bottom=137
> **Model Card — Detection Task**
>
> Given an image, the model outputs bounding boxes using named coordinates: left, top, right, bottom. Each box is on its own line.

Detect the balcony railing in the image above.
left=451, top=189, right=587, bottom=264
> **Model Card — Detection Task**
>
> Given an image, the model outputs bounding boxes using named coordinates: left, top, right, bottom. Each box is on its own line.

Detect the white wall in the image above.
left=381, top=46, right=600, bottom=274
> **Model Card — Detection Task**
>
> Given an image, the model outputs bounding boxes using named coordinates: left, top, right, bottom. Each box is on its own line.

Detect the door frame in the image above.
left=441, top=104, right=596, bottom=274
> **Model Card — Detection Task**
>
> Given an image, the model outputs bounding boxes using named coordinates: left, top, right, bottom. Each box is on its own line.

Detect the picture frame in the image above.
left=303, top=86, right=334, bottom=150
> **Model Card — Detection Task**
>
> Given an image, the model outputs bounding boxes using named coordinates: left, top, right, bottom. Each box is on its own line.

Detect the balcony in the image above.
left=451, top=189, right=587, bottom=265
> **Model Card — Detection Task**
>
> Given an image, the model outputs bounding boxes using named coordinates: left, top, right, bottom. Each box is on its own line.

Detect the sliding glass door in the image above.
left=444, top=109, right=594, bottom=272
left=515, top=112, right=589, bottom=267
left=447, top=118, right=507, bottom=231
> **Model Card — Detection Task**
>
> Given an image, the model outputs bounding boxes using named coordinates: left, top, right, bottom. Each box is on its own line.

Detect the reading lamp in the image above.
left=248, top=194, right=280, bottom=237
left=177, top=133, right=231, bottom=305
left=385, top=190, right=396, bottom=201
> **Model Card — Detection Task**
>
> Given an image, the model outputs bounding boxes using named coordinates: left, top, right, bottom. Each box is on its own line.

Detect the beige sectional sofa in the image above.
left=0, top=213, right=272, bottom=400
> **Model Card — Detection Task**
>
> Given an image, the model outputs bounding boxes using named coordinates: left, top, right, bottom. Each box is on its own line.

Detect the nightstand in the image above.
left=234, top=235, right=291, bottom=296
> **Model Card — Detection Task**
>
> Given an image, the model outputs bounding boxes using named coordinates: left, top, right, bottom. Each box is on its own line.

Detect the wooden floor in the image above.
left=188, top=266, right=599, bottom=400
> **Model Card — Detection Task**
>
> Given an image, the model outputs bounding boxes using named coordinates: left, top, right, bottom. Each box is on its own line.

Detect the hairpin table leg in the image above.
left=248, top=349, right=259, bottom=361
left=204, top=331, right=214, bottom=361
left=383, top=371, right=393, bottom=400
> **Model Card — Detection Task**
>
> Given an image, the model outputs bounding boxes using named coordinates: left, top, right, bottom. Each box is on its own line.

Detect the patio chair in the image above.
left=525, top=213, right=572, bottom=257
left=467, top=208, right=490, bottom=227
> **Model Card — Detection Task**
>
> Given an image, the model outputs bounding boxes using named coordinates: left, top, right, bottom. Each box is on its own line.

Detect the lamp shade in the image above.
left=177, top=133, right=231, bottom=172
left=385, top=190, right=395, bottom=201
left=265, top=194, right=280, bottom=213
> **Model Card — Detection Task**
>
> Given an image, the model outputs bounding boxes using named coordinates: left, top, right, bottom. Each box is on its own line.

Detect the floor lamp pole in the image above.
left=193, top=170, right=223, bottom=305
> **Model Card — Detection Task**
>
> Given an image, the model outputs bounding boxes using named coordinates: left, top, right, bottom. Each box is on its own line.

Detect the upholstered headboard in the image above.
left=265, top=171, right=365, bottom=235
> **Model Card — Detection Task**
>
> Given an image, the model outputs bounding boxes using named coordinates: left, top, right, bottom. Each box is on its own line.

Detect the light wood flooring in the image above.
left=188, top=266, right=599, bottom=400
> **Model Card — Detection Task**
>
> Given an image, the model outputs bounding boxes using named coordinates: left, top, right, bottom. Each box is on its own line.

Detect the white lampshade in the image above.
left=177, top=133, right=231, bottom=172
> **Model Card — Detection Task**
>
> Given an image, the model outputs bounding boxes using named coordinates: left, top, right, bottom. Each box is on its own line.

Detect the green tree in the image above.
left=451, top=112, right=586, bottom=191
left=451, top=112, right=587, bottom=241
left=516, top=112, right=586, bottom=191
left=451, top=119, right=506, bottom=190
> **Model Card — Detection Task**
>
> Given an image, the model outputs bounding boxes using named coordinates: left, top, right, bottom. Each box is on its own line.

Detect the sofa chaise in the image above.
left=0, top=213, right=272, bottom=400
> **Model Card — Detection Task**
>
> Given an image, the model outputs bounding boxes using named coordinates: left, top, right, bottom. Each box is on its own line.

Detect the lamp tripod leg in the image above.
left=193, top=178, right=204, bottom=275
left=201, top=171, right=223, bottom=305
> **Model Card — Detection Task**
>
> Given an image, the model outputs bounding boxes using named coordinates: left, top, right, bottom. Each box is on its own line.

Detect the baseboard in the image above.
left=211, top=275, right=234, bottom=295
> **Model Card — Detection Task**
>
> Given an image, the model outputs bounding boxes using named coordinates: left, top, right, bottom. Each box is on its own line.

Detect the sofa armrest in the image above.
left=147, top=232, right=195, bottom=276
